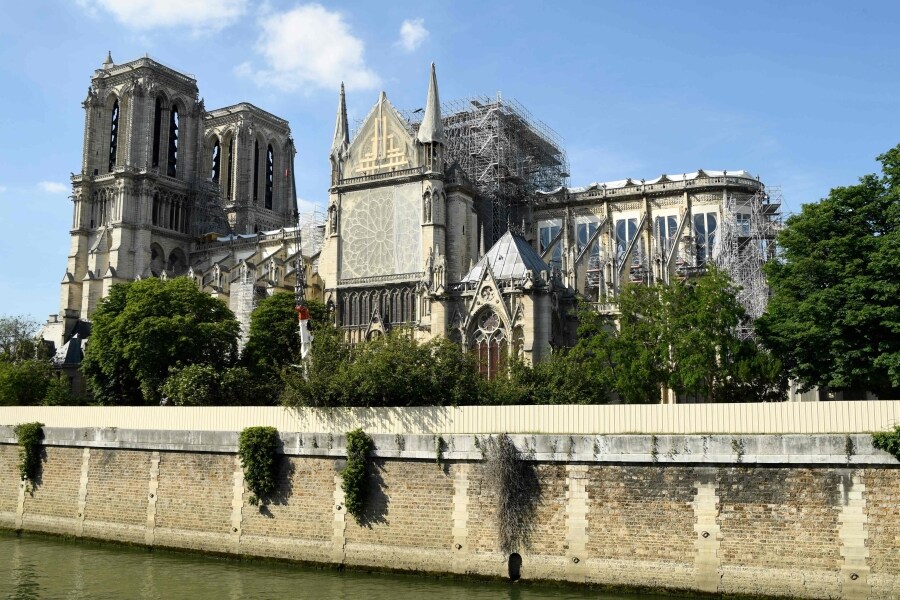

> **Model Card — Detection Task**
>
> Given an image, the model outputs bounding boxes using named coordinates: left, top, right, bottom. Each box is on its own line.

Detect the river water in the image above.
left=0, top=532, right=678, bottom=600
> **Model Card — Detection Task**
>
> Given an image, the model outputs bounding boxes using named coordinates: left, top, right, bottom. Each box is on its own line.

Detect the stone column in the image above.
left=692, top=477, right=721, bottom=593
left=838, top=472, right=870, bottom=600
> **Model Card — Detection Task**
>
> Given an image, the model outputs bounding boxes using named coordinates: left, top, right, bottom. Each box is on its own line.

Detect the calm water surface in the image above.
left=0, top=532, right=681, bottom=600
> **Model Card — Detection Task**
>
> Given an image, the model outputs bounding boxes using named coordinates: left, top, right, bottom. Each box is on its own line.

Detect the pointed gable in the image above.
left=346, top=91, right=416, bottom=176
left=460, top=231, right=550, bottom=283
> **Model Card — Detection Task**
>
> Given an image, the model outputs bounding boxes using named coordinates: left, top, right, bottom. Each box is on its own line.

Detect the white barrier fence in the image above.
left=1, top=401, right=899, bottom=435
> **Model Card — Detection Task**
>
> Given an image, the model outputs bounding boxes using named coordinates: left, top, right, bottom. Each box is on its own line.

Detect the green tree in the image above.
left=0, top=315, right=46, bottom=362
left=757, top=144, right=900, bottom=397
left=242, top=292, right=303, bottom=378
left=0, top=359, right=52, bottom=406
left=283, top=328, right=481, bottom=408
left=82, top=277, right=240, bottom=405
left=522, top=270, right=784, bottom=404
left=0, top=315, right=59, bottom=406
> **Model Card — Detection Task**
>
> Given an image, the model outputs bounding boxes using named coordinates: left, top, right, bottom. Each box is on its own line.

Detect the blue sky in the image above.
left=1, top=1, right=898, bottom=322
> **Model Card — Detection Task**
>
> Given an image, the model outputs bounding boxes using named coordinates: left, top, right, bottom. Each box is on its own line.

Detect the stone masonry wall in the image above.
left=0, top=444, right=19, bottom=528
left=21, top=446, right=83, bottom=535
left=83, top=449, right=152, bottom=544
left=0, top=429, right=898, bottom=600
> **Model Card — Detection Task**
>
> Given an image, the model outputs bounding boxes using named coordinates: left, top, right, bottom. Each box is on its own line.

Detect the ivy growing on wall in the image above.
left=238, top=426, right=280, bottom=505
left=13, top=422, right=44, bottom=482
left=342, top=428, right=374, bottom=522
left=872, top=426, right=900, bottom=462
left=482, top=433, right=541, bottom=555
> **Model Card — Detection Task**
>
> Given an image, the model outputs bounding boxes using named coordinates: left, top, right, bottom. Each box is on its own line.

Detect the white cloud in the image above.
left=238, top=4, right=379, bottom=92
left=76, top=0, right=247, bottom=31
left=38, top=182, right=69, bottom=194
left=397, top=18, right=427, bottom=52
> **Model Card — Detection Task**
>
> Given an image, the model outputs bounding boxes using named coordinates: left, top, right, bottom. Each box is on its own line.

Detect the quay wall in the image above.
left=1, top=422, right=899, bottom=599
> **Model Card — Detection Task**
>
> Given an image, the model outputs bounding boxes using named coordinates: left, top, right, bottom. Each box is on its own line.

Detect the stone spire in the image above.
left=102, top=51, right=114, bottom=69
left=416, top=63, right=443, bottom=145
left=330, top=83, right=349, bottom=162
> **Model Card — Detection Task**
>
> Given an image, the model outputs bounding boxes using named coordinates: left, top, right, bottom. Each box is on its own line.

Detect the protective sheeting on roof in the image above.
left=460, top=231, right=550, bottom=283
left=538, top=170, right=757, bottom=195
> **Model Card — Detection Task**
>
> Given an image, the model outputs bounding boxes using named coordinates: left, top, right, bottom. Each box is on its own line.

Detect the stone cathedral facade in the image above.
left=319, top=66, right=568, bottom=375
left=43, top=54, right=314, bottom=373
left=45, top=55, right=780, bottom=388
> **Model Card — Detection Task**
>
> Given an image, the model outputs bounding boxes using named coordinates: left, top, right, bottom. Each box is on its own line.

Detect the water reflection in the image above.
left=0, top=533, right=672, bottom=600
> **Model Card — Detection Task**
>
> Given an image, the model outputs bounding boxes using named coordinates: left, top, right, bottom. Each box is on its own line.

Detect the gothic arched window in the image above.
left=225, top=137, right=234, bottom=199
left=253, top=140, right=260, bottom=204
left=211, top=139, right=220, bottom=183
left=470, top=309, right=508, bottom=380
left=108, top=99, right=119, bottom=173
left=151, top=97, right=162, bottom=168
left=151, top=192, right=160, bottom=226
left=167, top=105, right=179, bottom=178
left=265, top=144, right=274, bottom=210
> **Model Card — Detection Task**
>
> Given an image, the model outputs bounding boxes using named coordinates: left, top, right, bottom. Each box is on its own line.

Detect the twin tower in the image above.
left=51, top=54, right=299, bottom=340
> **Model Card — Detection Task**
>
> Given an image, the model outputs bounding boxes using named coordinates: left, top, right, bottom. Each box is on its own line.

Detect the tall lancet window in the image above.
left=211, top=139, right=220, bottom=183
left=225, top=138, right=234, bottom=199
left=265, top=144, right=274, bottom=209
left=108, top=99, right=119, bottom=173
left=167, top=105, right=179, bottom=178
left=151, top=98, right=162, bottom=168
left=253, top=140, right=260, bottom=204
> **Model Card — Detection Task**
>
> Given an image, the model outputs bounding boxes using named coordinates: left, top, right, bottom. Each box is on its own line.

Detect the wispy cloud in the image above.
left=0, top=185, right=7, bottom=194
left=75, top=0, right=247, bottom=32
left=237, top=3, right=379, bottom=92
left=38, top=182, right=68, bottom=194
left=397, top=18, right=427, bottom=52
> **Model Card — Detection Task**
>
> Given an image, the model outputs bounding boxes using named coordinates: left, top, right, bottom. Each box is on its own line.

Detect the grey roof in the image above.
left=416, top=63, right=444, bottom=144
left=460, top=231, right=549, bottom=283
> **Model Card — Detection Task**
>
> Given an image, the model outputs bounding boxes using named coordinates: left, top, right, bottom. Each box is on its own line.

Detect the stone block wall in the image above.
left=1, top=428, right=898, bottom=599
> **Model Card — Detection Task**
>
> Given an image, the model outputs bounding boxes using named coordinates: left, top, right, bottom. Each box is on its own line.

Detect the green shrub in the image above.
left=238, top=426, right=280, bottom=503
left=13, top=422, right=44, bottom=481
left=872, top=426, right=900, bottom=461
left=342, top=428, right=374, bottom=522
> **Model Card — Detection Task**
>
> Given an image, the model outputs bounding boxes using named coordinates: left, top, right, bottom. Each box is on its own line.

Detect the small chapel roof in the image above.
left=460, top=230, right=549, bottom=283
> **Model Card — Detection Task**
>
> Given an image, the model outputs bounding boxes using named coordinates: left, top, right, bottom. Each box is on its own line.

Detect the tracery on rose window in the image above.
left=470, top=309, right=507, bottom=380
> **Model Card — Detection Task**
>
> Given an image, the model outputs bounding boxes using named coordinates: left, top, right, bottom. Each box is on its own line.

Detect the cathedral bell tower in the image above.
left=60, top=54, right=203, bottom=327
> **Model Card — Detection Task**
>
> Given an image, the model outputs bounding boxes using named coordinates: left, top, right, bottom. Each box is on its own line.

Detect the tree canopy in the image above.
left=0, top=314, right=62, bottom=406
left=505, top=269, right=786, bottom=404
left=757, top=144, right=900, bottom=398
left=82, top=277, right=240, bottom=405
left=282, top=327, right=481, bottom=408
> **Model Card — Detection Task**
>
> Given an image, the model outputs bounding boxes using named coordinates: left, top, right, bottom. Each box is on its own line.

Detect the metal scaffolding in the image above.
left=390, top=94, right=568, bottom=246
left=715, top=186, right=783, bottom=339
left=441, top=94, right=569, bottom=244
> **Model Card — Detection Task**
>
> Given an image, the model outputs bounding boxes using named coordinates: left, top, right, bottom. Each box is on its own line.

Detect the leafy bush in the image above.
left=238, top=427, right=280, bottom=503
left=342, top=428, right=374, bottom=522
left=872, top=426, right=900, bottom=461
left=13, top=422, right=44, bottom=481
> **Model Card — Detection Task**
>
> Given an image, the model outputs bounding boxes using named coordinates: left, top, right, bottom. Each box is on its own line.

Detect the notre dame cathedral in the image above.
left=46, top=54, right=781, bottom=386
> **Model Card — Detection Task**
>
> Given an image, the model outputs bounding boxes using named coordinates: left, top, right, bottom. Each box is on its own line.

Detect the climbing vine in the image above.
left=872, top=426, right=900, bottom=462
left=342, top=428, right=374, bottom=522
left=14, top=422, right=44, bottom=482
left=482, top=433, right=540, bottom=555
left=238, top=426, right=280, bottom=505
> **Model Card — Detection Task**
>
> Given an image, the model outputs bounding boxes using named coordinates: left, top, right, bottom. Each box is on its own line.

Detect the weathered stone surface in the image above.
left=2, top=432, right=899, bottom=599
